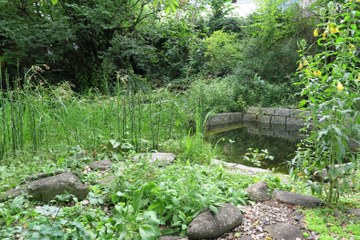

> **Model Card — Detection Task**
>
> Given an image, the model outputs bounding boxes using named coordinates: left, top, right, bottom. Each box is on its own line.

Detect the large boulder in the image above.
left=27, top=172, right=88, bottom=202
left=187, top=203, right=243, bottom=239
left=273, top=190, right=322, bottom=208
left=246, top=181, right=269, bottom=202
left=266, top=223, right=303, bottom=240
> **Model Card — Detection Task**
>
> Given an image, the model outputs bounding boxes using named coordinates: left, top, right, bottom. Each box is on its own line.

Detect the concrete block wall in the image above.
left=206, top=107, right=309, bottom=139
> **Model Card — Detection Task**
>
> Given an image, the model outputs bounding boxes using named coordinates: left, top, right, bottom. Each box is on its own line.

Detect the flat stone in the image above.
left=273, top=190, right=322, bottom=208
left=135, top=153, right=176, bottom=165
left=211, top=159, right=271, bottom=175
left=187, top=203, right=243, bottom=239
left=27, top=172, right=88, bottom=202
left=89, top=159, right=112, bottom=171
left=35, top=205, right=62, bottom=217
left=246, top=181, right=270, bottom=202
left=266, top=223, right=303, bottom=240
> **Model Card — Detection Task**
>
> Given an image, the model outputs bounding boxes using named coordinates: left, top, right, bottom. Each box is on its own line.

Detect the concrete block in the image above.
left=286, top=117, right=304, bottom=127
left=271, top=123, right=286, bottom=131
left=229, top=112, right=243, bottom=123
left=271, top=116, right=286, bottom=125
left=261, top=108, right=275, bottom=115
left=243, top=113, right=256, bottom=122
left=258, top=115, right=271, bottom=124
left=274, top=108, right=290, bottom=117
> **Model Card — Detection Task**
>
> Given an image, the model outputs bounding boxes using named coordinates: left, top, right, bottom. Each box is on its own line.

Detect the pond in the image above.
left=206, top=123, right=304, bottom=173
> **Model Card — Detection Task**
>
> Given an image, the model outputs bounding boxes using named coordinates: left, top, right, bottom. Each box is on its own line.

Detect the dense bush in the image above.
left=186, top=78, right=246, bottom=114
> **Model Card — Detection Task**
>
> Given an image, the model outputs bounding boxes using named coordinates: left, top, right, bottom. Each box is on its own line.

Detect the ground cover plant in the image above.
left=0, top=0, right=359, bottom=239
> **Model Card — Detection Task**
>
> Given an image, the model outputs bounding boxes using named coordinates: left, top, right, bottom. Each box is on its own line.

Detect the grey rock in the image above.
left=211, top=159, right=271, bottom=175
left=1, top=186, right=27, bottom=201
left=187, top=203, right=243, bottom=239
left=273, top=190, right=322, bottom=208
left=266, top=223, right=303, bottom=240
left=89, top=159, right=112, bottom=171
left=135, top=153, right=176, bottom=165
left=348, top=208, right=360, bottom=218
left=35, top=205, right=62, bottom=217
left=27, top=172, right=88, bottom=202
left=246, top=181, right=269, bottom=202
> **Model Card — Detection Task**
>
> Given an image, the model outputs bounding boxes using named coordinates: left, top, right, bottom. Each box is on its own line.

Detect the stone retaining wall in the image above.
left=206, top=107, right=309, bottom=139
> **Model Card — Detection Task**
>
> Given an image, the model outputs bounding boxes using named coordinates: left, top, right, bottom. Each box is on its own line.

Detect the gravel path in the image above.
left=217, top=200, right=317, bottom=240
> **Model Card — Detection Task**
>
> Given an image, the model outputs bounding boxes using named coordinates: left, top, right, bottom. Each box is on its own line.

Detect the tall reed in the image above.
left=0, top=68, right=188, bottom=161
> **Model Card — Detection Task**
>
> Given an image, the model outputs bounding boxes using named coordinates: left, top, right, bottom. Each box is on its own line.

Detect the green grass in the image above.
left=305, top=207, right=360, bottom=240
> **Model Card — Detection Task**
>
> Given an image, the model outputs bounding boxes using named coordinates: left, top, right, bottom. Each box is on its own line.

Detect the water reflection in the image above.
left=206, top=123, right=304, bottom=173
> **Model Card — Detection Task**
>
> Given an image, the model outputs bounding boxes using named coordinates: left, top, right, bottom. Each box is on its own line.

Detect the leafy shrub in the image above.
left=223, top=74, right=299, bottom=107
left=292, top=1, right=360, bottom=205
left=186, top=78, right=246, bottom=114
left=204, top=30, right=242, bottom=76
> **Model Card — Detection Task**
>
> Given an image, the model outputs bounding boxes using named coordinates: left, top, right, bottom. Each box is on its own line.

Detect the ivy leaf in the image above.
left=50, top=0, right=58, bottom=5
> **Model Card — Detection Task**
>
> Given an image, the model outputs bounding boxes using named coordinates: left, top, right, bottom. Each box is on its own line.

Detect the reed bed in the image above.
left=0, top=67, right=189, bottom=161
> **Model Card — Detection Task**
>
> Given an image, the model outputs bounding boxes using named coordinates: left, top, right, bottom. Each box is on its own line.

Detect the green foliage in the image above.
left=110, top=159, right=249, bottom=237
left=292, top=1, right=360, bottom=205
left=235, top=0, right=316, bottom=84
left=187, top=78, right=246, bottom=114
left=204, top=30, right=242, bottom=76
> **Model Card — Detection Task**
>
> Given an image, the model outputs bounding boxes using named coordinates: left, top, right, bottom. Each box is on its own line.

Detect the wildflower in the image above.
left=337, top=82, right=344, bottom=91
left=349, top=43, right=356, bottom=52
left=313, top=28, right=319, bottom=37
left=330, top=25, right=340, bottom=34
left=313, top=70, right=321, bottom=77
left=303, top=58, right=309, bottom=66
left=298, top=62, right=303, bottom=70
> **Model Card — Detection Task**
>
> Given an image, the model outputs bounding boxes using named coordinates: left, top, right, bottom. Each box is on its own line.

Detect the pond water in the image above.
left=206, top=123, right=304, bottom=173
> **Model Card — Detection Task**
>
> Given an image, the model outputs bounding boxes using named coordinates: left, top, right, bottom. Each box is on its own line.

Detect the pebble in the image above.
left=217, top=200, right=313, bottom=240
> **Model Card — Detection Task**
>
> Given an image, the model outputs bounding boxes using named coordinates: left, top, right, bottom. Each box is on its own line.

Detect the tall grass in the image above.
left=0, top=67, right=189, bottom=161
